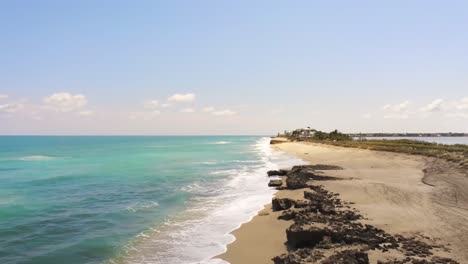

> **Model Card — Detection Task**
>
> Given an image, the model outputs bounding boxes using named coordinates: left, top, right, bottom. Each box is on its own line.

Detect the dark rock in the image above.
left=322, top=250, right=369, bottom=264
left=268, top=179, right=283, bottom=187
left=286, top=224, right=329, bottom=248
left=291, top=164, right=343, bottom=171
left=268, top=169, right=289, bottom=176
left=273, top=248, right=325, bottom=264
left=285, top=176, right=309, bottom=189
left=310, top=164, right=344, bottom=170
left=430, top=257, right=460, bottom=264
left=400, top=238, right=433, bottom=258
left=285, top=166, right=341, bottom=189
left=270, top=139, right=288, bottom=144
left=378, top=257, right=460, bottom=264
left=272, top=164, right=459, bottom=264
left=272, top=198, right=296, bottom=211
left=285, top=169, right=315, bottom=189
left=278, top=209, right=297, bottom=220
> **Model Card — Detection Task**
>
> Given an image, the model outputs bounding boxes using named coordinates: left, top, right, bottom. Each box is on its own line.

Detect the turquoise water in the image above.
left=0, top=136, right=301, bottom=264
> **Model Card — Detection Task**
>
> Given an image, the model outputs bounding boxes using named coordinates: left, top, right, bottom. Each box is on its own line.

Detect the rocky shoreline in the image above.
left=266, top=165, right=459, bottom=264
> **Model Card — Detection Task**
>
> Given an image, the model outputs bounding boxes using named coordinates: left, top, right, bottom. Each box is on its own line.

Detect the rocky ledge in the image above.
left=266, top=165, right=459, bottom=264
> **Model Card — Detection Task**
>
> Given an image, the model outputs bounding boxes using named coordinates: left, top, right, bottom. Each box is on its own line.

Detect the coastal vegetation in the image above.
left=289, top=128, right=351, bottom=141
left=322, top=139, right=468, bottom=169
left=280, top=129, right=468, bottom=169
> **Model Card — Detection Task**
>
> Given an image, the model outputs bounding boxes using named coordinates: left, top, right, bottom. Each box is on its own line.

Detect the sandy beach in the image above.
left=215, top=140, right=468, bottom=263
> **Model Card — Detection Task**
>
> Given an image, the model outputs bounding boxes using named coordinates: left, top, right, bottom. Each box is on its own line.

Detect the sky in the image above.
left=1, top=0, right=467, bottom=135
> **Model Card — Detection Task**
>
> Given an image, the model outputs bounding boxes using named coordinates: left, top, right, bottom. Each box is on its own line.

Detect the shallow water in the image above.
left=0, top=136, right=303, bottom=264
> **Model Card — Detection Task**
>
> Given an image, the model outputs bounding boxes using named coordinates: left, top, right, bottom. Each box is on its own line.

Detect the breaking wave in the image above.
left=113, top=137, right=306, bottom=264
left=211, top=141, right=231, bottom=145
left=18, top=155, right=63, bottom=161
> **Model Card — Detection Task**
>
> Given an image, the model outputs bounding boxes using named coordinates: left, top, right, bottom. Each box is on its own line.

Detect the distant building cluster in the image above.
left=278, top=128, right=351, bottom=142
left=347, top=132, right=468, bottom=137
left=278, top=128, right=316, bottom=140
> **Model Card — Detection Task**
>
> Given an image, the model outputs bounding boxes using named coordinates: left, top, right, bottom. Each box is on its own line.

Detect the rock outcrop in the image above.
left=267, top=164, right=460, bottom=264
left=270, top=137, right=291, bottom=144
left=268, top=170, right=289, bottom=176
left=272, top=198, right=297, bottom=211
left=268, top=179, right=283, bottom=187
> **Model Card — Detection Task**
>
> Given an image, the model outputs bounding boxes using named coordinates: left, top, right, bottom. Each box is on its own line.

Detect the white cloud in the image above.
left=0, top=102, right=24, bottom=113
left=0, top=94, right=8, bottom=100
left=129, top=111, right=160, bottom=120
left=168, top=93, right=195, bottom=103
left=455, top=97, right=468, bottom=110
left=382, top=104, right=391, bottom=110
left=78, top=110, right=94, bottom=116
left=144, top=100, right=159, bottom=109
left=212, top=109, right=237, bottom=116
left=362, top=113, right=372, bottom=119
left=180, top=108, right=195, bottom=113
left=44, top=93, right=87, bottom=112
left=382, top=100, right=410, bottom=119
left=445, top=112, right=468, bottom=119
left=382, top=100, right=410, bottom=112
left=202, top=106, right=214, bottom=112
left=384, top=113, right=409, bottom=119
left=269, top=108, right=285, bottom=115
left=420, top=99, right=444, bottom=112
left=161, top=103, right=172, bottom=108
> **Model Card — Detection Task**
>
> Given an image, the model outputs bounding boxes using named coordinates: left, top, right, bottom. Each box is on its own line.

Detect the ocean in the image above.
left=0, top=136, right=303, bottom=264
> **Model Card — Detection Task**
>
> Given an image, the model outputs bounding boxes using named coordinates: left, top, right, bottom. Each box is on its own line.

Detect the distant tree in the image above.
left=312, top=129, right=351, bottom=141
left=313, top=131, right=329, bottom=140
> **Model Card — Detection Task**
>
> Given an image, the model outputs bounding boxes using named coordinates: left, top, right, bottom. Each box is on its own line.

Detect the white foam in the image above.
left=126, top=201, right=160, bottom=213
left=231, top=159, right=260, bottom=163
left=211, top=141, right=231, bottom=145
left=18, top=155, right=59, bottom=161
left=195, top=161, right=219, bottom=165
left=117, top=137, right=306, bottom=264
left=208, top=169, right=239, bottom=175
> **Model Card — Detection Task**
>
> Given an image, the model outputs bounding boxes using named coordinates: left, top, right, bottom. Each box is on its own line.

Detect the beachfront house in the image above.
left=292, top=128, right=316, bottom=141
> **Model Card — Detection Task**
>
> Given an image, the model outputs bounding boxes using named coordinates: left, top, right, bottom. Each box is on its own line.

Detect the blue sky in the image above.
left=1, top=1, right=467, bottom=134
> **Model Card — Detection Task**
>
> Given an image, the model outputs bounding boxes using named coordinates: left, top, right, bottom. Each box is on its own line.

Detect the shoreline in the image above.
left=109, top=137, right=299, bottom=264
left=214, top=140, right=468, bottom=263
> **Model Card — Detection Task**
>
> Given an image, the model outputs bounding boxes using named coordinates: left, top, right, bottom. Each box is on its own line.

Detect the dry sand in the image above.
left=215, top=141, right=468, bottom=264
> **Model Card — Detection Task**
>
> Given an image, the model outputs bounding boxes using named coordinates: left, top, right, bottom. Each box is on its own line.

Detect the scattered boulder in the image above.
left=268, top=170, right=288, bottom=176
left=268, top=179, right=283, bottom=187
left=273, top=248, right=325, bottom=264
left=285, top=176, right=309, bottom=189
left=270, top=138, right=290, bottom=144
left=285, top=165, right=342, bottom=189
left=286, top=224, right=329, bottom=248
left=273, top=248, right=369, bottom=264
left=269, top=164, right=459, bottom=264
left=272, top=198, right=297, bottom=211
left=285, top=169, right=315, bottom=189
left=399, top=236, right=433, bottom=258
left=377, top=257, right=460, bottom=264
left=293, top=164, right=343, bottom=171
left=322, top=250, right=369, bottom=264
